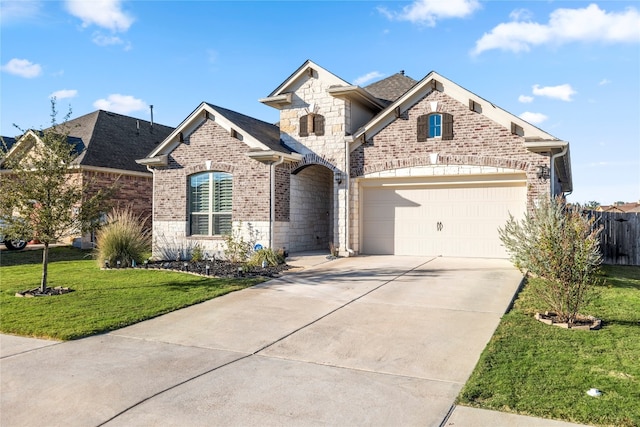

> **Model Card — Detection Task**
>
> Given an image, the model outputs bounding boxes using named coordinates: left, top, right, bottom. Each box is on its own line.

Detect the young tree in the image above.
left=498, top=197, right=603, bottom=325
left=583, top=200, right=600, bottom=210
left=0, top=100, right=110, bottom=293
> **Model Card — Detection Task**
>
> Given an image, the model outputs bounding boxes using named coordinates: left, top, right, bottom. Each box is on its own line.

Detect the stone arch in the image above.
left=183, top=162, right=236, bottom=177
left=357, top=154, right=533, bottom=176
left=290, top=153, right=338, bottom=175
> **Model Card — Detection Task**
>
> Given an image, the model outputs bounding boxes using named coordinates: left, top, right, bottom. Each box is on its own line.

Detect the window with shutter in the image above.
left=299, top=115, right=309, bottom=137
left=442, top=113, right=453, bottom=140
left=418, top=113, right=454, bottom=140
left=313, top=114, right=325, bottom=136
left=417, top=115, right=428, bottom=142
left=299, top=113, right=325, bottom=137
left=189, top=172, right=232, bottom=236
left=428, top=113, right=442, bottom=138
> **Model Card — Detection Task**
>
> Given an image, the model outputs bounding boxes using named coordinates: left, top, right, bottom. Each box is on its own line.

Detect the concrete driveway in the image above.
left=2, top=256, right=524, bottom=426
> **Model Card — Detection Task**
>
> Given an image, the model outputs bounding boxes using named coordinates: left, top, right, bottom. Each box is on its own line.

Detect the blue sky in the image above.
left=1, top=0, right=639, bottom=205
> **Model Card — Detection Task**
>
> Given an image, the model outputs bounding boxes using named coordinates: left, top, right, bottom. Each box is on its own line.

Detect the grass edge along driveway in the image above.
left=458, top=265, right=640, bottom=427
left=0, top=247, right=264, bottom=340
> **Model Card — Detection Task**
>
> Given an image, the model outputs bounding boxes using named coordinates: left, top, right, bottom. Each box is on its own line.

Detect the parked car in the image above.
left=0, top=219, right=28, bottom=250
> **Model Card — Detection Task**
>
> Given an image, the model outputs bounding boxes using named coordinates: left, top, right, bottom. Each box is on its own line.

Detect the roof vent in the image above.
left=400, top=70, right=405, bottom=75
left=150, top=105, right=154, bottom=132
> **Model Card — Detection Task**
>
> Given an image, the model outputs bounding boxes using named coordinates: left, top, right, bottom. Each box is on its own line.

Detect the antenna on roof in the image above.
left=150, top=105, right=154, bottom=131
left=400, top=70, right=405, bottom=75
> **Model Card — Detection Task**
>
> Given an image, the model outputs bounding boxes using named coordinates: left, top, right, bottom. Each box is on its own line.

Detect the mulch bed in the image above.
left=129, top=260, right=291, bottom=278
left=15, top=261, right=291, bottom=298
left=16, top=287, right=73, bottom=298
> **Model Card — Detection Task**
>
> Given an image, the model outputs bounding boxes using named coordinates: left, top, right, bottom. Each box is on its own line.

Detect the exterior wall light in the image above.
left=335, top=171, right=343, bottom=185
left=536, top=164, right=550, bottom=180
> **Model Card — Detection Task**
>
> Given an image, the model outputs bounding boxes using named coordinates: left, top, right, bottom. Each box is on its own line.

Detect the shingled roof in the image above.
left=364, top=72, right=418, bottom=104
left=1, top=136, right=17, bottom=152
left=59, top=110, right=174, bottom=173
left=205, top=103, right=296, bottom=155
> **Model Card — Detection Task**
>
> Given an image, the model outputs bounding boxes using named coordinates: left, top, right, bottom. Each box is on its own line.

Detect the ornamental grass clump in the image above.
left=247, top=248, right=285, bottom=268
left=95, top=208, right=151, bottom=268
left=498, top=196, right=603, bottom=325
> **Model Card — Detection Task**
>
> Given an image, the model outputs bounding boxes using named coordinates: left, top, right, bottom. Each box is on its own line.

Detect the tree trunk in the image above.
left=40, top=242, right=49, bottom=293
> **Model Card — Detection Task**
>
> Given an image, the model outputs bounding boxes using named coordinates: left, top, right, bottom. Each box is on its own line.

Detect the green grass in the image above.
left=458, top=265, right=640, bottom=427
left=0, top=247, right=263, bottom=340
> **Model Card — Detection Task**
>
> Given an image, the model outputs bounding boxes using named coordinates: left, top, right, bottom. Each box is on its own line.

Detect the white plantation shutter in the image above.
left=189, top=172, right=232, bottom=235
left=213, top=173, right=232, bottom=235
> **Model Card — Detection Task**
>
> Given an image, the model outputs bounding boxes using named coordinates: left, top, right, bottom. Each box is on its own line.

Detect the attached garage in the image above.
left=360, top=173, right=527, bottom=258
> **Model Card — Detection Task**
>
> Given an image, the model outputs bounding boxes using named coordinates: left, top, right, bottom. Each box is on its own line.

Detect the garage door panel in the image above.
left=361, top=178, right=526, bottom=258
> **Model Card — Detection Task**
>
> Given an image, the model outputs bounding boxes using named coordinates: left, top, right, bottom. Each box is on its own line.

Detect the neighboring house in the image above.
left=598, top=203, right=640, bottom=213
left=140, top=60, right=572, bottom=259
left=2, top=110, right=174, bottom=248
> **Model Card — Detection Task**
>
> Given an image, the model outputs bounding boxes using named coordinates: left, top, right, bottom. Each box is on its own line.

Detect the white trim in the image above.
left=147, top=103, right=274, bottom=159
left=353, top=71, right=560, bottom=146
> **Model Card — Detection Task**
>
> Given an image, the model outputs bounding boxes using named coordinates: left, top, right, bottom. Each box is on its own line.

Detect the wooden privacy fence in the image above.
left=589, top=211, right=640, bottom=266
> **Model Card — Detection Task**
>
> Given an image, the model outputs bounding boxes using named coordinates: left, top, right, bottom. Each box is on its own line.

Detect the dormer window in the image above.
left=299, top=113, right=325, bottom=137
left=417, top=113, right=453, bottom=141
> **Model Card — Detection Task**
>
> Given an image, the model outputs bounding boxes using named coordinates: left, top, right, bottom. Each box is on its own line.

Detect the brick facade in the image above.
left=351, top=91, right=550, bottom=205
left=149, top=63, right=565, bottom=259
left=151, top=118, right=274, bottom=256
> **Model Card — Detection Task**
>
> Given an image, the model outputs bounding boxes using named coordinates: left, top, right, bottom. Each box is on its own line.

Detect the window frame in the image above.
left=299, top=113, right=325, bottom=137
left=417, top=112, right=453, bottom=141
left=188, top=171, right=233, bottom=236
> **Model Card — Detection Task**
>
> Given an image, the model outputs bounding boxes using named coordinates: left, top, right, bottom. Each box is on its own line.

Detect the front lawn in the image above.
left=0, top=247, right=264, bottom=340
left=458, top=265, right=640, bottom=427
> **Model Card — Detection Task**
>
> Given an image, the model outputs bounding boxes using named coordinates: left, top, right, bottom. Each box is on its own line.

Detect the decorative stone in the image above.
left=535, top=312, right=602, bottom=330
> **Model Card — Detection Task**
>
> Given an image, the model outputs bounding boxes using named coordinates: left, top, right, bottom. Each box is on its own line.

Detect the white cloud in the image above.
left=93, top=94, right=146, bottom=114
left=92, top=32, right=123, bottom=46
left=472, top=4, right=640, bottom=55
left=353, top=71, right=385, bottom=86
left=598, top=78, right=611, bottom=86
left=91, top=32, right=132, bottom=50
left=0, top=0, right=42, bottom=24
left=65, top=0, right=134, bottom=32
left=532, top=84, right=576, bottom=101
left=518, top=95, right=534, bottom=103
left=509, top=8, right=533, bottom=22
left=1, top=58, right=42, bottom=78
left=519, top=112, right=548, bottom=124
left=50, top=89, right=78, bottom=100
left=379, top=0, right=480, bottom=26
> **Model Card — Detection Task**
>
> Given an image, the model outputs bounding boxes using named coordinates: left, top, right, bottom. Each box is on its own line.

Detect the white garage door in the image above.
left=361, top=175, right=527, bottom=258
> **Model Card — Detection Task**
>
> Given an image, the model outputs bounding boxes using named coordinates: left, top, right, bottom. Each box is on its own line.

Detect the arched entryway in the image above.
left=288, top=164, right=334, bottom=252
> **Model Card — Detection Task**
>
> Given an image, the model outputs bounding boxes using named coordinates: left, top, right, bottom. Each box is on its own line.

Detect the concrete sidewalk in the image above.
left=1, top=256, right=589, bottom=426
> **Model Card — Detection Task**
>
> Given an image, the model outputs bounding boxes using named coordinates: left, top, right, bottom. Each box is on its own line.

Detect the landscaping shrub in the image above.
left=247, top=248, right=285, bottom=268
left=223, top=222, right=258, bottom=263
left=95, top=208, right=151, bottom=267
left=498, top=196, right=603, bottom=325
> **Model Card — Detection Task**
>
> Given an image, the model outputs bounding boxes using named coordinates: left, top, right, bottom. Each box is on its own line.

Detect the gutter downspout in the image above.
left=344, top=136, right=355, bottom=256
left=550, top=145, right=568, bottom=199
left=270, top=156, right=285, bottom=249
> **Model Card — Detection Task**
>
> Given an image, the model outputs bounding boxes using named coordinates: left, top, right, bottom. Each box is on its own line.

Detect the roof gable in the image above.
left=3, top=111, right=173, bottom=174
left=267, top=60, right=350, bottom=98
left=354, top=71, right=561, bottom=143
left=145, top=102, right=298, bottom=165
